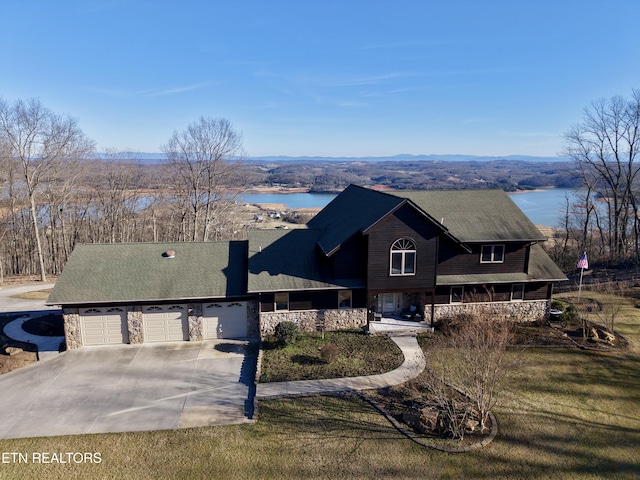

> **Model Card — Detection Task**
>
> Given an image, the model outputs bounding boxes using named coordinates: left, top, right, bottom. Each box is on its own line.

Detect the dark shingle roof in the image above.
left=46, top=242, right=247, bottom=305
left=247, top=229, right=365, bottom=292
left=391, top=189, right=546, bottom=242
left=307, top=185, right=404, bottom=255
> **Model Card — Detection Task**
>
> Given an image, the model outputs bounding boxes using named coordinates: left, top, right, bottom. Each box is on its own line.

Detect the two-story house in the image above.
left=47, top=185, right=566, bottom=348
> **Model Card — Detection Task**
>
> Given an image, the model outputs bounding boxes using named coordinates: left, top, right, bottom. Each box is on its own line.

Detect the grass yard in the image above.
left=0, top=290, right=639, bottom=479
left=8, top=289, right=51, bottom=301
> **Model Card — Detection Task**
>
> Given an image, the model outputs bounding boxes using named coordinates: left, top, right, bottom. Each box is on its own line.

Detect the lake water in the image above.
left=239, top=188, right=576, bottom=227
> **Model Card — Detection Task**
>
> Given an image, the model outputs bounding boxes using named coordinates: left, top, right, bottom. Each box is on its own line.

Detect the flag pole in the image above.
left=576, top=251, right=588, bottom=303
left=578, top=265, right=584, bottom=303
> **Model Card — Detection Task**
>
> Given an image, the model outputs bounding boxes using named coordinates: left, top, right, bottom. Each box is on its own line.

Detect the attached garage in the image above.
left=143, top=305, right=188, bottom=343
left=80, top=307, right=129, bottom=346
left=202, top=302, right=247, bottom=339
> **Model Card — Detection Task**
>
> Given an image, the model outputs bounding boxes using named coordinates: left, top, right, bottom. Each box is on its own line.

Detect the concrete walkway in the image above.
left=256, top=335, right=426, bottom=400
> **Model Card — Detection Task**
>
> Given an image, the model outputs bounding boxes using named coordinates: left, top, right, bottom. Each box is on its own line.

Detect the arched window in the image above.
left=390, top=238, right=416, bottom=276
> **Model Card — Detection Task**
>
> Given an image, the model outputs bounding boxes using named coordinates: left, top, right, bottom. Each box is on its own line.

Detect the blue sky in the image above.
left=1, top=0, right=639, bottom=157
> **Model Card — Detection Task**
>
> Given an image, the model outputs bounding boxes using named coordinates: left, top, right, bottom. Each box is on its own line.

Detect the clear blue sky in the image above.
left=1, top=0, right=639, bottom=157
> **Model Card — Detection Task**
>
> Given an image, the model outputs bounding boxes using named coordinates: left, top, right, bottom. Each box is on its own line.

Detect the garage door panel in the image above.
left=203, top=302, right=247, bottom=339
left=80, top=308, right=128, bottom=346
left=143, top=306, right=188, bottom=342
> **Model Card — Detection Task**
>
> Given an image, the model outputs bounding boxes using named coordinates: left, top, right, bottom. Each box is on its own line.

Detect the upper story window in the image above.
left=390, top=238, right=416, bottom=276
left=481, top=244, right=505, bottom=263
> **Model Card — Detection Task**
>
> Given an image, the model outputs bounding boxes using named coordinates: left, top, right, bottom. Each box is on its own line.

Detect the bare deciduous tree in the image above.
left=563, top=90, right=640, bottom=264
left=161, top=117, right=244, bottom=242
left=427, top=310, right=513, bottom=433
left=0, top=98, right=94, bottom=281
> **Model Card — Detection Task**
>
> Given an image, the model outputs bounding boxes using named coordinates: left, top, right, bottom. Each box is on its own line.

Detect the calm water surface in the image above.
left=239, top=189, right=575, bottom=227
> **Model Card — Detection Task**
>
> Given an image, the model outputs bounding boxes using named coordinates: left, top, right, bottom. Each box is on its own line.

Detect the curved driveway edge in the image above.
left=256, top=335, right=426, bottom=400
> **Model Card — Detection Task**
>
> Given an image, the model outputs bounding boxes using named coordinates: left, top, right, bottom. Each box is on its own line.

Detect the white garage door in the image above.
left=143, top=305, right=188, bottom=342
left=80, top=307, right=129, bottom=346
left=202, top=302, right=247, bottom=339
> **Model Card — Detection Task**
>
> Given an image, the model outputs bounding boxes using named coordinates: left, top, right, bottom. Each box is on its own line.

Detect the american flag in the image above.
left=576, top=252, right=589, bottom=270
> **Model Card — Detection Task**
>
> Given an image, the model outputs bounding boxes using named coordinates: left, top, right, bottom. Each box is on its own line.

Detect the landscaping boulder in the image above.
left=5, top=347, right=23, bottom=356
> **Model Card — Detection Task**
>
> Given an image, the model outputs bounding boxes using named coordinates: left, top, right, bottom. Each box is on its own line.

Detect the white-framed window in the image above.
left=338, top=290, right=352, bottom=308
left=450, top=286, right=464, bottom=303
left=481, top=244, right=505, bottom=263
left=275, top=292, right=289, bottom=311
left=511, top=283, right=524, bottom=301
left=390, top=238, right=416, bottom=276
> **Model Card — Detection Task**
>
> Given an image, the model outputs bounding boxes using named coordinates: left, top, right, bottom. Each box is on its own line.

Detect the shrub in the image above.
left=551, top=300, right=564, bottom=311
left=561, top=304, right=579, bottom=324
left=274, top=321, right=298, bottom=346
left=320, top=344, right=339, bottom=363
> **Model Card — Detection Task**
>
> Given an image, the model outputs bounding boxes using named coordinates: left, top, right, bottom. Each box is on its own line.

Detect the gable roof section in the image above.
left=46, top=242, right=247, bottom=305
left=247, top=229, right=365, bottom=292
left=306, top=184, right=404, bottom=256
left=393, top=189, right=546, bottom=243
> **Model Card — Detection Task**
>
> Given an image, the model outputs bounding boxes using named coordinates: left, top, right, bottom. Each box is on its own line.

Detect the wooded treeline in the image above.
left=3, top=91, right=640, bottom=282
left=549, top=90, right=640, bottom=271
left=0, top=99, right=246, bottom=282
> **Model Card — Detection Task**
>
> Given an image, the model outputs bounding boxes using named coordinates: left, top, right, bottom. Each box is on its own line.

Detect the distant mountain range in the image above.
left=96, top=152, right=570, bottom=164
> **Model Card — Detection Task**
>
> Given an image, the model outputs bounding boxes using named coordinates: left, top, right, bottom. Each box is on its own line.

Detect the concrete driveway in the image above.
left=0, top=340, right=258, bottom=439
left=0, top=283, right=59, bottom=313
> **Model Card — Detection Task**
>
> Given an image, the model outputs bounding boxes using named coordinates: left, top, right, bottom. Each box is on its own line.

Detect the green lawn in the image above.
left=0, top=292, right=639, bottom=479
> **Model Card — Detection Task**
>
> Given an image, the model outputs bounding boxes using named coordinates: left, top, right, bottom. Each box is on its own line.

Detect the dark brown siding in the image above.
left=330, top=235, right=367, bottom=279
left=525, top=282, right=550, bottom=300
left=366, top=204, right=439, bottom=292
left=438, top=242, right=529, bottom=275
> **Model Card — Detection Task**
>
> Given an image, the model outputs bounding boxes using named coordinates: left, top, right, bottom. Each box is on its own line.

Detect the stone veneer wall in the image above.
left=433, top=300, right=549, bottom=323
left=246, top=300, right=260, bottom=338
left=62, top=308, right=82, bottom=349
left=259, top=308, right=367, bottom=337
left=127, top=308, right=144, bottom=344
left=188, top=303, right=203, bottom=341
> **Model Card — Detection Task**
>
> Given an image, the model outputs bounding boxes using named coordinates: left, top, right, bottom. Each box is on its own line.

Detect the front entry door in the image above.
left=381, top=293, right=400, bottom=315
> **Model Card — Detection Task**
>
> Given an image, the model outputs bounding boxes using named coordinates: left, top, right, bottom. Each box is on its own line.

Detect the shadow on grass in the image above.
left=291, top=354, right=323, bottom=365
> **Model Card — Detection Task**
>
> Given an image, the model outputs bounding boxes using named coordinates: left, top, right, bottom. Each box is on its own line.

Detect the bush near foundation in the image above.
left=274, top=321, right=298, bottom=346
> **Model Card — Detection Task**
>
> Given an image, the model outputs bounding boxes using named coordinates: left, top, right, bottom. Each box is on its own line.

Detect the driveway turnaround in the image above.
left=0, top=340, right=257, bottom=439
